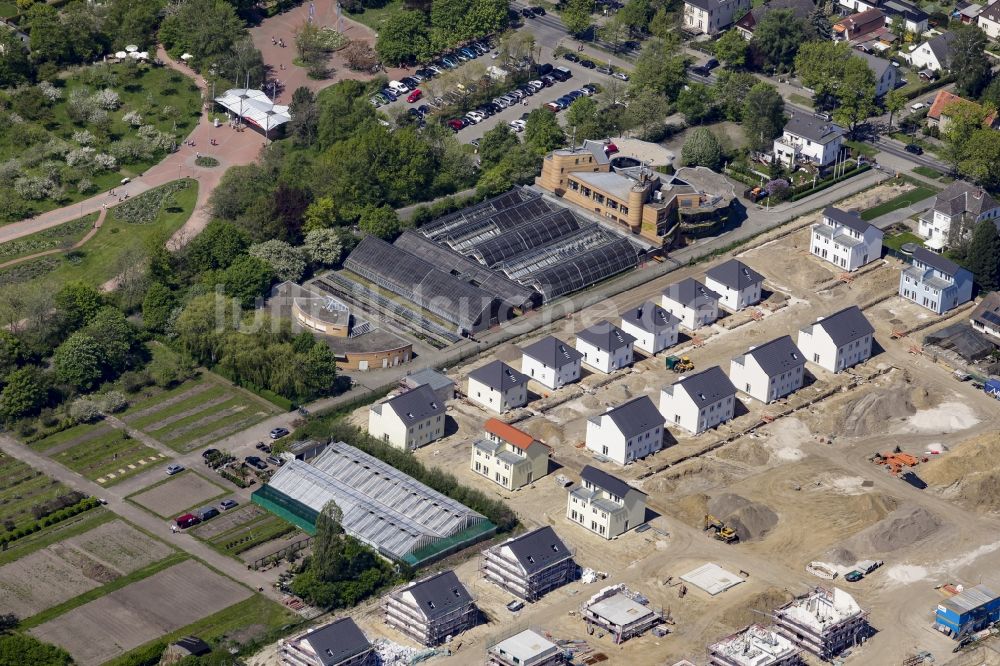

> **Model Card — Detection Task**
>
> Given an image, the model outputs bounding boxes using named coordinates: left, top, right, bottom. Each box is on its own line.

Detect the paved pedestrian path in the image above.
left=0, top=207, right=107, bottom=270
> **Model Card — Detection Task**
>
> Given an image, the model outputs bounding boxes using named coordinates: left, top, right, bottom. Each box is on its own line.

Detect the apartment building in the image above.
left=280, top=618, right=374, bottom=666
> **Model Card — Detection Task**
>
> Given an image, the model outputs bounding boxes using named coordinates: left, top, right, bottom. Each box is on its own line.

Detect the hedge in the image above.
left=789, top=164, right=871, bottom=201
left=903, top=74, right=956, bottom=101
left=0, top=497, right=100, bottom=546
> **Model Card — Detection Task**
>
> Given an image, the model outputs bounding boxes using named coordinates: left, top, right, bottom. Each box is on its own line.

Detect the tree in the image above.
left=303, top=228, right=345, bottom=267
left=714, top=70, right=757, bottom=121
left=479, top=125, right=520, bottom=169
left=562, top=0, right=595, bottom=36
left=600, top=15, right=630, bottom=53
left=966, top=219, right=1000, bottom=291
left=343, top=40, right=379, bottom=72
left=358, top=205, right=401, bottom=240
left=752, top=9, right=808, bottom=71
left=0, top=633, right=71, bottom=666
left=27, top=4, right=69, bottom=65
left=0, top=29, right=32, bottom=87
left=477, top=144, right=543, bottom=197
left=524, top=109, right=566, bottom=153
left=885, top=89, right=907, bottom=129
left=631, top=37, right=687, bottom=100
left=981, top=78, right=1000, bottom=109
left=681, top=127, right=723, bottom=169
left=619, top=0, right=652, bottom=35
left=53, top=334, right=104, bottom=391
left=376, top=10, right=431, bottom=65
left=303, top=197, right=341, bottom=231
left=219, top=256, right=275, bottom=308
left=84, top=307, right=138, bottom=374
left=676, top=82, right=715, bottom=124
left=713, top=29, right=747, bottom=69
left=288, top=87, right=319, bottom=147
left=0, top=366, right=49, bottom=422
left=0, top=332, right=24, bottom=379
left=301, top=343, right=337, bottom=396
left=795, top=41, right=853, bottom=108
left=743, top=83, right=786, bottom=152
left=564, top=96, right=603, bottom=141
left=248, top=240, right=307, bottom=282
left=832, top=57, right=877, bottom=137
left=809, top=6, right=831, bottom=39
left=950, top=24, right=992, bottom=99
left=959, top=128, right=1000, bottom=189
left=942, top=99, right=989, bottom=173
left=295, top=21, right=331, bottom=77
left=55, top=282, right=103, bottom=331
left=105, top=0, right=165, bottom=50
left=158, top=0, right=247, bottom=71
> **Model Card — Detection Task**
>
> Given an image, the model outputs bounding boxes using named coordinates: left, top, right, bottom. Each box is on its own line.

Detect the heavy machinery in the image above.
left=665, top=356, right=694, bottom=373
left=703, top=514, right=739, bottom=544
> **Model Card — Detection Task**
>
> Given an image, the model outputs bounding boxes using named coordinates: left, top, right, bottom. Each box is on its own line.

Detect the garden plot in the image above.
left=122, top=374, right=279, bottom=452
left=61, top=519, right=174, bottom=574
left=0, top=454, right=71, bottom=530
left=41, top=425, right=165, bottom=485
left=0, top=548, right=103, bottom=618
left=129, top=472, right=227, bottom=519
left=30, top=559, right=252, bottom=666
left=191, top=505, right=296, bottom=557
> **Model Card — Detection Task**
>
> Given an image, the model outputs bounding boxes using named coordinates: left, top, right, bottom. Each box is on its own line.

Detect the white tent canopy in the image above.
left=214, top=88, right=291, bottom=132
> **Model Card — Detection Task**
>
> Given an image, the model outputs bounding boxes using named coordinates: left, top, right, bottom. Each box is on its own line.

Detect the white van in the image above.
left=388, top=80, right=410, bottom=94
left=910, top=102, right=926, bottom=112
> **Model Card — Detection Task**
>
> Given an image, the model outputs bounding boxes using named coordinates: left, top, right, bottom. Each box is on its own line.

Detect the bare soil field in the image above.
left=129, top=472, right=226, bottom=518
left=61, top=519, right=174, bottom=574
left=0, top=548, right=103, bottom=618
left=30, top=559, right=252, bottom=666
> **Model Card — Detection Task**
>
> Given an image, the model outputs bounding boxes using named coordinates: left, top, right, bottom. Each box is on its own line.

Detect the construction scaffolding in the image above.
left=382, top=573, right=479, bottom=647
left=772, top=587, right=869, bottom=660
left=707, top=625, right=801, bottom=666
left=480, top=528, right=578, bottom=602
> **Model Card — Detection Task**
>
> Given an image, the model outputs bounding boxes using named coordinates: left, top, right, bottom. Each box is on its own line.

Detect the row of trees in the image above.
left=375, top=0, right=509, bottom=65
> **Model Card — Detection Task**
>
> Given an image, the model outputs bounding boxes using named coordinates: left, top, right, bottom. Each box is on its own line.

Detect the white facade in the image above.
left=774, top=128, right=843, bottom=167
left=899, top=249, right=974, bottom=314
left=659, top=368, right=737, bottom=435
left=810, top=210, right=883, bottom=272
left=729, top=340, right=805, bottom=404
left=468, top=375, right=527, bottom=414
left=704, top=276, right=762, bottom=312
left=368, top=393, right=445, bottom=451
left=585, top=399, right=664, bottom=465
left=683, top=0, right=751, bottom=34
left=621, top=317, right=677, bottom=354
left=575, top=338, right=634, bottom=374
left=566, top=467, right=646, bottom=539
left=519, top=337, right=583, bottom=391
left=979, top=4, right=1000, bottom=39
left=661, top=283, right=720, bottom=330
left=797, top=310, right=874, bottom=374
left=908, top=38, right=949, bottom=71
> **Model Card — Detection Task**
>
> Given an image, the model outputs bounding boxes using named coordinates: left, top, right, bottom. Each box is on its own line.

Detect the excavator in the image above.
left=703, top=514, right=739, bottom=544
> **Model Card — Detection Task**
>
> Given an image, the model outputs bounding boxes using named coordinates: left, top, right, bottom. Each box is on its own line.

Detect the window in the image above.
left=602, top=445, right=609, bottom=455
left=814, top=353, right=820, bottom=362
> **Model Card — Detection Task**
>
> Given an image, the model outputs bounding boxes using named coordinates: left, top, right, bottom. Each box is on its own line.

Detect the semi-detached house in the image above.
left=467, top=360, right=529, bottom=413
left=280, top=617, right=375, bottom=666
left=811, top=207, right=884, bottom=272
left=585, top=396, right=665, bottom=465
left=729, top=335, right=806, bottom=404
left=368, top=384, right=445, bottom=451
left=520, top=335, right=583, bottom=391
left=566, top=465, right=647, bottom=539
left=660, top=366, right=738, bottom=435
left=797, top=305, right=875, bottom=373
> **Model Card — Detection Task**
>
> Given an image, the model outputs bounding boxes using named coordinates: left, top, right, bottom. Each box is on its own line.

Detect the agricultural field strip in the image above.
left=55, top=432, right=160, bottom=480
left=0, top=457, right=70, bottom=527
left=151, top=397, right=253, bottom=441
left=170, top=412, right=270, bottom=452
left=128, top=472, right=230, bottom=519
left=126, top=383, right=230, bottom=429
left=29, top=422, right=109, bottom=452
left=122, top=381, right=213, bottom=421
left=37, top=424, right=115, bottom=456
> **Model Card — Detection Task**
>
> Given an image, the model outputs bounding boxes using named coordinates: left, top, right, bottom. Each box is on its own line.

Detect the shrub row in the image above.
left=0, top=497, right=101, bottom=545
left=789, top=164, right=870, bottom=202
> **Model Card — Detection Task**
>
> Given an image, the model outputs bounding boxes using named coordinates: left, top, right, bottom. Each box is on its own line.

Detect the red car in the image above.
left=604, top=142, right=619, bottom=154
left=175, top=513, right=200, bottom=529
left=407, top=89, right=422, bottom=103
left=446, top=118, right=465, bottom=131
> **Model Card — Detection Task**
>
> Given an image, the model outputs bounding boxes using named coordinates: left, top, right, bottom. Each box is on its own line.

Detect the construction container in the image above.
left=984, top=379, right=1000, bottom=399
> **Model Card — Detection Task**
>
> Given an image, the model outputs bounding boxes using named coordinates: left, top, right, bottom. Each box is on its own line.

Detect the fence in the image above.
left=251, top=535, right=314, bottom=570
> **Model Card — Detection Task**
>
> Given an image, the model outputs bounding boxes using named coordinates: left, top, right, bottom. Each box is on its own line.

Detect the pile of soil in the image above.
left=580, top=394, right=601, bottom=410
left=672, top=493, right=710, bottom=528
left=709, top=493, right=779, bottom=542
left=827, top=547, right=857, bottom=566
left=602, top=384, right=632, bottom=405
left=922, top=433, right=1000, bottom=512
left=523, top=419, right=565, bottom=446
left=721, top=587, right=794, bottom=629
left=845, top=505, right=941, bottom=553
left=838, top=383, right=917, bottom=437
left=715, top=440, right=771, bottom=466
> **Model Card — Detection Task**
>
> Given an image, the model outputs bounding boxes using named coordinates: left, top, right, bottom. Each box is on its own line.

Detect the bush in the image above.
left=112, top=180, right=190, bottom=225
left=100, top=390, right=129, bottom=414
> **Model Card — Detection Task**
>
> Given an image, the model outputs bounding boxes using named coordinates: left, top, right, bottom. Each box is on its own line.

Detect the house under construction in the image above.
left=581, top=584, right=662, bottom=644
left=481, top=526, right=578, bottom=602
left=772, top=586, right=869, bottom=659
left=707, top=624, right=801, bottom=666
left=382, top=570, right=479, bottom=647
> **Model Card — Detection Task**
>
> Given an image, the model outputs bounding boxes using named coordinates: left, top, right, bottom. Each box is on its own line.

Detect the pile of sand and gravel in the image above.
left=837, top=382, right=920, bottom=437
left=921, top=433, right=1000, bottom=512
left=841, top=505, right=941, bottom=554
left=708, top=493, right=779, bottom=542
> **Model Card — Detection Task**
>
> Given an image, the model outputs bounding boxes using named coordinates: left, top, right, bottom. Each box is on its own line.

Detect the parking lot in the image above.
left=376, top=46, right=629, bottom=144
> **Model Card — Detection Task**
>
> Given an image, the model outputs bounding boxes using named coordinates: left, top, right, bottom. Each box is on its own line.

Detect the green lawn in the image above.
left=883, top=231, right=924, bottom=251
left=0, top=179, right=196, bottom=292
left=845, top=140, right=877, bottom=159
left=44, top=425, right=165, bottom=485
left=912, top=165, right=953, bottom=183
left=343, top=0, right=403, bottom=30
left=197, top=511, right=298, bottom=557
left=861, top=186, right=937, bottom=220
left=0, top=1, right=17, bottom=18
left=789, top=94, right=814, bottom=109
left=0, top=213, right=98, bottom=265
left=0, top=455, right=71, bottom=530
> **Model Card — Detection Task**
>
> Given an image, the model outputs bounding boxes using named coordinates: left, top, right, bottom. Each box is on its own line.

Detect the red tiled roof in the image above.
left=484, top=418, right=543, bottom=450
left=929, top=89, right=997, bottom=126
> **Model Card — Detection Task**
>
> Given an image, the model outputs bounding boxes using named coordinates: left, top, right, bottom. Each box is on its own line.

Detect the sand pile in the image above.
left=906, top=402, right=980, bottom=433
left=721, top=588, right=794, bottom=629
left=580, top=394, right=601, bottom=410
left=522, top=418, right=564, bottom=446
left=715, top=440, right=771, bottom=466
left=846, top=505, right=940, bottom=553
left=922, top=433, right=1000, bottom=512
left=672, top=493, right=710, bottom=528
left=838, top=383, right=915, bottom=437
left=709, top=493, right=778, bottom=542
left=827, top=547, right=857, bottom=566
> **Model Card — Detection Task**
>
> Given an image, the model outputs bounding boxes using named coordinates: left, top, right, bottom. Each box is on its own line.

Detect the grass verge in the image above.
left=883, top=231, right=924, bottom=251
left=860, top=185, right=937, bottom=220
left=0, top=509, right=114, bottom=567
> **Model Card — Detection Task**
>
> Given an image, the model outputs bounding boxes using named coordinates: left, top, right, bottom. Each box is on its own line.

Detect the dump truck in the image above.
left=704, top=514, right=739, bottom=543
left=665, top=356, right=694, bottom=373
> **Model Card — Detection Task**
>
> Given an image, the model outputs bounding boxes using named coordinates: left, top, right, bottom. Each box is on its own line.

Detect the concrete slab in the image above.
left=681, top=562, right=744, bottom=596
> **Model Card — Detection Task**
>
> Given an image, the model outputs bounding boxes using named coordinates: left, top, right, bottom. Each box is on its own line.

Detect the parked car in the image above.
left=245, top=455, right=268, bottom=470
left=582, top=84, right=597, bottom=94
left=507, top=599, right=525, bottom=612
left=563, top=52, right=580, bottom=63
left=269, top=427, right=290, bottom=439
left=566, top=90, right=583, bottom=100
left=613, top=71, right=629, bottom=81
left=580, top=59, right=596, bottom=69
left=256, top=441, right=271, bottom=452
left=705, top=58, right=720, bottom=70
left=380, top=88, right=397, bottom=101
left=540, top=75, right=556, bottom=87
left=521, top=7, right=534, bottom=17
left=219, top=499, right=238, bottom=510
left=605, top=142, right=619, bottom=154
left=401, top=76, right=420, bottom=88
left=844, top=570, right=864, bottom=582
left=195, top=506, right=219, bottom=521
left=595, top=65, right=613, bottom=75
left=417, top=104, right=431, bottom=116
left=388, top=80, right=410, bottom=94
left=690, top=65, right=710, bottom=76
left=447, top=118, right=465, bottom=131
left=202, top=448, right=220, bottom=459
left=166, top=464, right=184, bottom=475
left=545, top=101, right=563, bottom=112
left=407, top=89, right=422, bottom=103
left=527, top=79, right=544, bottom=92
left=532, top=6, right=546, bottom=14
left=175, top=513, right=200, bottom=529
left=552, top=66, right=573, bottom=81
left=904, top=143, right=924, bottom=155
left=266, top=455, right=285, bottom=467
left=509, top=119, right=526, bottom=132
left=369, top=96, right=383, bottom=107
left=536, top=63, right=554, bottom=76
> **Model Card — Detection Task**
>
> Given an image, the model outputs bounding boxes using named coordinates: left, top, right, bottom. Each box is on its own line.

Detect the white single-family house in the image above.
left=836, top=0, right=928, bottom=34
left=856, top=51, right=898, bottom=97
left=368, top=384, right=445, bottom=450
left=566, top=465, right=647, bottom=538
left=908, top=31, right=957, bottom=72
left=971, top=292, right=1000, bottom=341
left=918, top=180, right=1000, bottom=250
left=659, top=366, right=738, bottom=435
left=704, top=259, right=764, bottom=312
left=899, top=247, right=974, bottom=314
left=575, top=322, right=636, bottom=374
left=683, top=0, right=751, bottom=34
left=797, top=305, right=875, bottom=373
left=467, top=360, right=529, bottom=413
left=811, top=207, right=884, bottom=272
left=773, top=114, right=845, bottom=168
left=729, top=335, right=806, bottom=404
left=979, top=1, right=1000, bottom=39
left=620, top=301, right=680, bottom=355
left=661, top=278, right=720, bottom=330
left=520, top=335, right=583, bottom=391
left=585, top=396, right=665, bottom=465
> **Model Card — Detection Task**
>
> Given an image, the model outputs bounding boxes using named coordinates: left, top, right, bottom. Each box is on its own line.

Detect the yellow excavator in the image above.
left=665, top=356, right=694, bottom=373
left=703, top=514, right=739, bottom=544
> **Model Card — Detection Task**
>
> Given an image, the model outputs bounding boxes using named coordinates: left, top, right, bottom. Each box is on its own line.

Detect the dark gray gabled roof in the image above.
left=685, top=0, right=727, bottom=11
left=926, top=30, right=956, bottom=67
left=673, top=366, right=737, bottom=405
left=663, top=277, right=720, bottom=308
left=580, top=465, right=646, bottom=498
left=823, top=207, right=873, bottom=235
left=576, top=321, right=636, bottom=353
left=469, top=360, right=528, bottom=392
left=812, top=305, right=875, bottom=347
left=503, top=526, right=574, bottom=575
left=384, top=383, right=445, bottom=424
left=913, top=246, right=963, bottom=277
left=705, top=259, right=764, bottom=291
left=603, top=396, right=664, bottom=440
left=407, top=570, right=474, bottom=621
left=783, top=114, right=844, bottom=144
left=622, top=301, right=680, bottom=333
left=739, top=335, right=805, bottom=376
left=855, top=50, right=893, bottom=81
left=521, top=335, right=583, bottom=368
left=299, top=618, right=372, bottom=666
